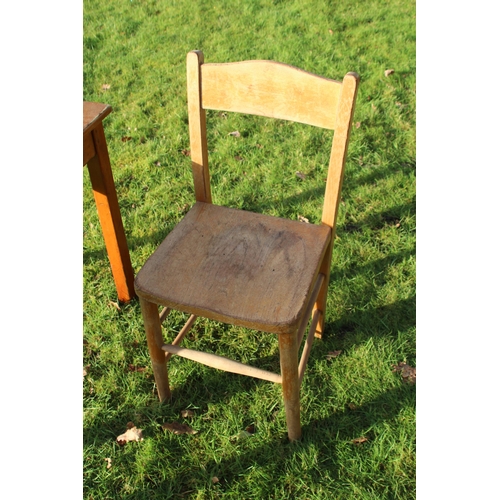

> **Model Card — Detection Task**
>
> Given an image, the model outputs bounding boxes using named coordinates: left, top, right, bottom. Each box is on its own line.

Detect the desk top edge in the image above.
left=83, top=101, right=112, bottom=134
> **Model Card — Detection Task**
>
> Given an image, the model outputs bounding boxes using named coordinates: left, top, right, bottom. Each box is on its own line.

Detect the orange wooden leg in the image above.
left=279, top=331, right=301, bottom=441
left=140, top=298, right=171, bottom=401
left=87, top=124, right=135, bottom=302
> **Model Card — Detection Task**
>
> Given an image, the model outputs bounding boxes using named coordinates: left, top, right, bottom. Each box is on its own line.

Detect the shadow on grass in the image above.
left=96, top=383, right=415, bottom=499
left=83, top=159, right=415, bottom=267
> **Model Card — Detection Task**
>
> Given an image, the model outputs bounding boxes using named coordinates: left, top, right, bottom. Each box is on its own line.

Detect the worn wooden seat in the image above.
left=135, top=51, right=359, bottom=441
left=136, top=202, right=331, bottom=334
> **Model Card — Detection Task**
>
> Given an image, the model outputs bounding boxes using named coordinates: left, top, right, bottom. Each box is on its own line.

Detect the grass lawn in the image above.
left=83, top=0, right=415, bottom=498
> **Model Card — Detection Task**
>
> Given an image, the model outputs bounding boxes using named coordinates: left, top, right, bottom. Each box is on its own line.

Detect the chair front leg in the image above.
left=279, top=331, right=301, bottom=441
left=139, top=297, right=171, bottom=402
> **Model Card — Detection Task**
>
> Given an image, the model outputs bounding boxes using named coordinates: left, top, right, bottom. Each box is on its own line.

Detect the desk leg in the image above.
left=87, top=124, right=135, bottom=302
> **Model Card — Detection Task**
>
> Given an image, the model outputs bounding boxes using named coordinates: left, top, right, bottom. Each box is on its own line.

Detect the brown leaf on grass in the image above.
left=245, top=424, right=255, bottom=434
left=348, top=403, right=357, bottom=410
left=295, top=171, right=307, bottom=180
left=181, top=409, right=195, bottom=418
left=352, top=436, right=368, bottom=445
left=121, top=136, right=132, bottom=142
left=228, top=130, right=241, bottom=137
left=328, top=29, right=333, bottom=35
left=116, top=424, right=143, bottom=445
left=162, top=422, right=198, bottom=435
left=298, top=215, right=310, bottom=223
left=212, top=476, right=220, bottom=484
left=181, top=149, right=191, bottom=156
left=355, top=122, right=361, bottom=129
left=255, top=143, right=263, bottom=149
left=326, top=350, right=342, bottom=360
left=234, top=155, right=244, bottom=161
left=105, top=458, right=112, bottom=469
left=392, top=362, right=416, bottom=384
left=108, top=301, right=121, bottom=311
left=128, top=364, right=146, bottom=373
left=101, top=84, right=111, bottom=90
left=384, top=69, right=395, bottom=77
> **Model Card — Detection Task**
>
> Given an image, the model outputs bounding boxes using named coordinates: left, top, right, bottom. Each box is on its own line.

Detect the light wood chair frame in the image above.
left=136, top=51, right=359, bottom=441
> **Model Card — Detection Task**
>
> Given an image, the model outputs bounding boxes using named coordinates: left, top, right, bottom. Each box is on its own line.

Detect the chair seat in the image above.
left=135, top=202, right=331, bottom=334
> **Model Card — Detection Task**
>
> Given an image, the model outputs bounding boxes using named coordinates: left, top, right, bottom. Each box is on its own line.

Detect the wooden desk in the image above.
left=84, top=101, right=135, bottom=302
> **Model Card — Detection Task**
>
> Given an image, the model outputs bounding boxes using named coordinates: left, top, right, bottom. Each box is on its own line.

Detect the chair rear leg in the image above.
left=313, top=241, right=333, bottom=338
left=279, top=331, right=301, bottom=441
left=139, top=297, right=171, bottom=401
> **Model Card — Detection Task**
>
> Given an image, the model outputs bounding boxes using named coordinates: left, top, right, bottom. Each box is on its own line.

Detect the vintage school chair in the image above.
left=135, top=51, right=359, bottom=441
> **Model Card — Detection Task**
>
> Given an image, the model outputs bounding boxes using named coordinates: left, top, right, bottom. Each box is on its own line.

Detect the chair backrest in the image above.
left=187, top=50, right=359, bottom=232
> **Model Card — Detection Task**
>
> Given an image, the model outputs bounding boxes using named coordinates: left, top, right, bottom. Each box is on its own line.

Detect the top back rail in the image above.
left=200, top=61, right=342, bottom=130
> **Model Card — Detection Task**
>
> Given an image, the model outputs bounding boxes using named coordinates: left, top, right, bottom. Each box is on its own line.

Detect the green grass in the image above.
left=83, top=0, right=415, bottom=498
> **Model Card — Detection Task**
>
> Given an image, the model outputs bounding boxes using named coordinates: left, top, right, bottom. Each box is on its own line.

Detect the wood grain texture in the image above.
left=201, top=61, right=342, bottom=129
left=162, top=344, right=282, bottom=383
left=279, top=329, right=301, bottom=441
left=135, top=202, right=331, bottom=334
left=321, top=72, right=359, bottom=228
left=187, top=51, right=212, bottom=203
left=87, top=123, right=136, bottom=302
left=83, top=102, right=111, bottom=134
left=140, top=297, right=171, bottom=401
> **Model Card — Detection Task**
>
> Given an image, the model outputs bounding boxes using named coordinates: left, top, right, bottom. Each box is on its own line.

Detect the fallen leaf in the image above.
left=121, top=136, right=132, bottom=142
left=384, top=69, right=395, bottom=77
left=181, top=149, right=191, bottom=156
left=228, top=131, right=240, bottom=137
left=105, top=458, right=112, bottom=469
left=348, top=403, right=357, bottom=410
left=162, top=422, right=198, bottom=435
left=255, top=143, right=263, bottom=149
left=234, top=155, right=244, bottom=161
left=179, top=203, right=190, bottom=214
left=392, top=362, right=416, bottom=384
left=295, top=171, right=307, bottom=180
left=326, top=350, right=342, bottom=360
left=298, top=215, right=309, bottom=223
left=245, top=424, right=255, bottom=434
left=328, top=29, right=333, bottom=35
left=101, top=84, right=111, bottom=90
left=352, top=436, right=368, bottom=445
left=181, top=409, right=195, bottom=418
left=116, top=424, right=143, bottom=445
left=355, top=122, right=361, bottom=128
left=155, top=161, right=161, bottom=166
left=212, top=477, right=220, bottom=484
left=127, top=364, right=146, bottom=372
left=108, top=301, right=121, bottom=311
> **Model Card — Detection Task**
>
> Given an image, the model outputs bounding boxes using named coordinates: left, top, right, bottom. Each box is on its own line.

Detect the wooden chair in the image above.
left=135, top=51, right=359, bottom=441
